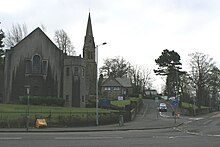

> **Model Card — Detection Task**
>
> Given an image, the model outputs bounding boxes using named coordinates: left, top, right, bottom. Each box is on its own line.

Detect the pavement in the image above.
left=0, top=111, right=184, bottom=133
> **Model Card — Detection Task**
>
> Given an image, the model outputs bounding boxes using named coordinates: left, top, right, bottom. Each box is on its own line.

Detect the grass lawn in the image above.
left=181, top=102, right=208, bottom=109
left=0, top=103, right=121, bottom=127
left=0, top=103, right=117, bottom=113
left=0, top=98, right=139, bottom=127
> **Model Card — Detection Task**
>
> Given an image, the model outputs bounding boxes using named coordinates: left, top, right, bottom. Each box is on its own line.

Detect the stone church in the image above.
left=2, top=13, right=97, bottom=107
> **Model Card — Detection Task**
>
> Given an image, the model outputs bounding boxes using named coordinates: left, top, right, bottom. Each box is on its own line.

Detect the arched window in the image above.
left=32, top=55, right=41, bottom=74
left=66, top=67, right=70, bottom=76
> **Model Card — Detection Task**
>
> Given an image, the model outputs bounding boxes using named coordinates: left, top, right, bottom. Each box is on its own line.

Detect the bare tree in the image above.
left=5, top=24, right=28, bottom=48
left=141, top=67, right=153, bottom=89
left=188, top=52, right=215, bottom=107
left=100, top=56, right=131, bottom=78
left=40, top=24, right=47, bottom=32
left=129, top=65, right=153, bottom=95
left=54, top=29, right=75, bottom=55
left=100, top=56, right=154, bottom=96
left=66, top=44, right=75, bottom=56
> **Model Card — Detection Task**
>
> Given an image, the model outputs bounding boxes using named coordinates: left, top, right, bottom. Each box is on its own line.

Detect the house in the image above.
left=2, top=13, right=97, bottom=107
left=143, top=89, right=158, bottom=99
left=101, top=77, right=133, bottom=100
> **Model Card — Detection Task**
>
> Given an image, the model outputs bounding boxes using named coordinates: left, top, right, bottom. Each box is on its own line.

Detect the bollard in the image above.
left=119, top=115, right=124, bottom=127
left=176, top=112, right=180, bottom=118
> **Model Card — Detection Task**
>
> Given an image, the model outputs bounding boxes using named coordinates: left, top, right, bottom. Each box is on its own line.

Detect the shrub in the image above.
left=86, top=99, right=96, bottom=108
left=19, top=96, right=65, bottom=106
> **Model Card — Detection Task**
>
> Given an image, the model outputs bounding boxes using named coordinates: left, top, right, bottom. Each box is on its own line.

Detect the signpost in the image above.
left=170, top=97, right=179, bottom=123
left=24, top=85, right=30, bottom=132
left=118, top=96, right=124, bottom=101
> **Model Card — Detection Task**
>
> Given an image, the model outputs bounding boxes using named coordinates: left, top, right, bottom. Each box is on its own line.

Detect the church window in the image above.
left=66, top=67, right=70, bottom=76
left=87, top=52, right=91, bottom=59
left=32, top=55, right=41, bottom=74
left=82, top=68, right=85, bottom=77
left=74, top=67, right=79, bottom=76
left=42, top=60, right=48, bottom=75
left=87, top=51, right=94, bottom=59
left=90, top=52, right=93, bottom=59
left=66, top=95, right=69, bottom=103
left=81, top=96, right=85, bottom=102
left=25, top=59, right=31, bottom=74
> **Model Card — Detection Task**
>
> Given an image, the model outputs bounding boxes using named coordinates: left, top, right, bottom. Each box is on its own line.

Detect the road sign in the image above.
left=171, top=98, right=179, bottom=106
left=100, top=98, right=110, bottom=107
left=118, top=96, right=124, bottom=101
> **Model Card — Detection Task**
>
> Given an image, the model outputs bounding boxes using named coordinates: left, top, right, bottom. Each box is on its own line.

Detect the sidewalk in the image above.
left=0, top=113, right=184, bottom=133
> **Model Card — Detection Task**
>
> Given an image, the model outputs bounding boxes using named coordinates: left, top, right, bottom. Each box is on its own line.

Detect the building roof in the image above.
left=115, top=78, right=132, bottom=87
left=102, top=77, right=132, bottom=88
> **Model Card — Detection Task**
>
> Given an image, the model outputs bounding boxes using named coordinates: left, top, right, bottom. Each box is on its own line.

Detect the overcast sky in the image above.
left=1, top=0, right=220, bottom=91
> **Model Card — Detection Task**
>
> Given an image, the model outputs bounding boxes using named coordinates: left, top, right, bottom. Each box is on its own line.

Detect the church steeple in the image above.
left=83, top=12, right=97, bottom=97
left=83, top=12, right=95, bottom=60
left=86, top=13, right=93, bottom=37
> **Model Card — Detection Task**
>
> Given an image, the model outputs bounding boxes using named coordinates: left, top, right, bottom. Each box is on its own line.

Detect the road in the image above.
left=0, top=99, right=220, bottom=147
left=1, top=128, right=220, bottom=147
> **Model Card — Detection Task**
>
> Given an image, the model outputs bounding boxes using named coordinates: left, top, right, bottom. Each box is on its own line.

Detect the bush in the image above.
left=86, top=99, right=96, bottom=108
left=19, top=96, right=65, bottom=106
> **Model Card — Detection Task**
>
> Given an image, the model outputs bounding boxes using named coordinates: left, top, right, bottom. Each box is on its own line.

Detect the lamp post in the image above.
left=24, top=85, right=30, bottom=132
left=96, top=42, right=107, bottom=126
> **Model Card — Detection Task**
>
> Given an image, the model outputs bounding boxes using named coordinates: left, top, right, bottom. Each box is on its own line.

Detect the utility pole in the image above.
left=95, top=42, right=107, bottom=126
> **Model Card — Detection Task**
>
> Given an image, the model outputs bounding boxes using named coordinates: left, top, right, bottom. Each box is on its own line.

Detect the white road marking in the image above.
left=55, top=136, right=123, bottom=140
left=203, top=119, right=212, bottom=125
left=186, top=131, right=200, bottom=136
left=153, top=135, right=197, bottom=139
left=168, top=135, right=198, bottom=139
left=0, top=137, right=22, bottom=140
left=207, top=134, right=220, bottom=137
left=184, top=120, right=192, bottom=124
left=188, top=117, right=204, bottom=121
left=159, top=112, right=170, bottom=118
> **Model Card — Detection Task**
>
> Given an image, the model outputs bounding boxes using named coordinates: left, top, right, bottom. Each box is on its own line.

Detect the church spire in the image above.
left=83, top=12, right=95, bottom=59
left=86, top=12, right=93, bottom=37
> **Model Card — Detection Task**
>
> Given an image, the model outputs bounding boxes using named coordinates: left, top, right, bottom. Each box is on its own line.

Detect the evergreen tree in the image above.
left=154, top=49, right=185, bottom=97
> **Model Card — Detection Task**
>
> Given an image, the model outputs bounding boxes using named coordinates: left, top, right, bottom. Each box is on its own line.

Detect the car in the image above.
left=159, top=103, right=167, bottom=112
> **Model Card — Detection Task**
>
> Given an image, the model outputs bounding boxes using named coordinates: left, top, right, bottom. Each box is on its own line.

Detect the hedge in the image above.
left=19, top=96, right=65, bottom=106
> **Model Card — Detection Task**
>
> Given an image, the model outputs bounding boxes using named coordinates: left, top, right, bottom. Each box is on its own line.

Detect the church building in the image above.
left=2, top=13, right=97, bottom=107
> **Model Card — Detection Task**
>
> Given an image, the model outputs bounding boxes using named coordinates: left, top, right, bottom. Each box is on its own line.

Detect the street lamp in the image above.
left=24, top=85, right=30, bottom=132
left=96, top=42, right=107, bottom=126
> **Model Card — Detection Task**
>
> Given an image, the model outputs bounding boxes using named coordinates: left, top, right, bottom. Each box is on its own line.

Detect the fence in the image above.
left=130, top=99, right=143, bottom=121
